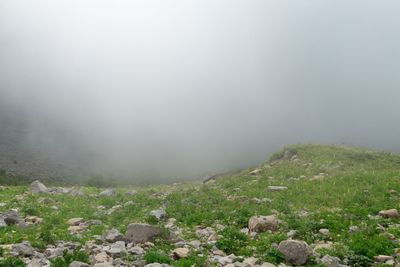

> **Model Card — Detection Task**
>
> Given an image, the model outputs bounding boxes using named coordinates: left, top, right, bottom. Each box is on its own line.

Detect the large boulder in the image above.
left=30, top=180, right=48, bottom=194
left=248, top=215, right=278, bottom=233
left=125, top=223, right=164, bottom=243
left=278, top=239, right=311, bottom=265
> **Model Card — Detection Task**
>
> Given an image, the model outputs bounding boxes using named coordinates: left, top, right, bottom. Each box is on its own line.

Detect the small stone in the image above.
left=287, top=230, right=297, bottom=238
left=94, top=251, right=112, bottom=263
left=374, top=255, right=394, bottom=263
left=30, top=180, right=48, bottom=194
left=248, top=215, right=279, bottom=233
left=243, top=256, right=259, bottom=266
left=68, top=225, right=86, bottom=234
left=12, top=241, right=35, bottom=256
left=260, top=263, right=277, bottom=267
left=2, top=209, right=21, bottom=225
left=249, top=169, right=262, bottom=176
left=28, top=258, right=44, bottom=267
left=172, top=247, right=190, bottom=259
left=67, top=218, right=84, bottom=226
left=129, top=245, right=145, bottom=255
left=320, top=255, right=340, bottom=267
left=25, top=216, right=43, bottom=225
left=348, top=225, right=359, bottom=234
left=267, top=186, right=288, bottom=192
left=144, top=264, right=172, bottom=267
left=149, top=208, right=166, bottom=220
left=99, top=188, right=116, bottom=197
left=319, top=228, right=330, bottom=236
left=103, top=228, right=123, bottom=243
left=378, top=209, right=399, bottom=219
left=69, top=261, right=90, bottom=267
left=189, top=240, right=201, bottom=249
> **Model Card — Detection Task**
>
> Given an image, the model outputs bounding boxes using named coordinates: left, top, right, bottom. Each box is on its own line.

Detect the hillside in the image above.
left=0, top=144, right=400, bottom=266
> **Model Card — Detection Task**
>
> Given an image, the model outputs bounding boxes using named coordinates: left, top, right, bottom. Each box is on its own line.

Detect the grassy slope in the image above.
left=0, top=144, right=400, bottom=266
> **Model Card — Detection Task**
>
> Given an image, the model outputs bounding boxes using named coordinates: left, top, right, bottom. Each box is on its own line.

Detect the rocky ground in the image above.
left=0, top=145, right=400, bottom=266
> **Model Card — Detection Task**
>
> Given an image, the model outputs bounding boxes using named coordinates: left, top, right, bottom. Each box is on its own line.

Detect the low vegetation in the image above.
left=0, top=144, right=399, bottom=266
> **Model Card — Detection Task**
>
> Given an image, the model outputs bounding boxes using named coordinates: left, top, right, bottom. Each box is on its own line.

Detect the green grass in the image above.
left=0, top=144, right=399, bottom=266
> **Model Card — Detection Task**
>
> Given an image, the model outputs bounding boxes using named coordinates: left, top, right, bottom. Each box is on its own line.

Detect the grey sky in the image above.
left=1, top=1, right=400, bottom=181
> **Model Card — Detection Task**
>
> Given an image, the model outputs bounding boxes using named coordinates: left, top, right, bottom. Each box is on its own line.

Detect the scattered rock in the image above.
left=99, top=188, right=116, bottom=197
left=378, top=209, right=399, bottom=219
left=248, top=215, right=279, bottom=233
left=278, top=240, right=311, bottom=265
left=267, top=186, right=288, bottom=192
left=30, top=180, right=48, bottom=194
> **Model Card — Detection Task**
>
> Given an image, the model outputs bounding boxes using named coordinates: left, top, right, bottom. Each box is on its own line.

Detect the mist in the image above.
left=1, top=0, right=400, bottom=182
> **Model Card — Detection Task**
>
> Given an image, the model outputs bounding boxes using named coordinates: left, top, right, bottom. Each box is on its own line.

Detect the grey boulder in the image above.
left=125, top=223, right=164, bottom=243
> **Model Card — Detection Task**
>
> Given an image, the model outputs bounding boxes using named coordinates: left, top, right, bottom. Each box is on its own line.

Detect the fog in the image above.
left=1, top=1, right=400, bottom=181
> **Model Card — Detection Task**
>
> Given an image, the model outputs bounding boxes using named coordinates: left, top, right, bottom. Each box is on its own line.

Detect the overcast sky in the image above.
left=1, top=1, right=400, bottom=181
